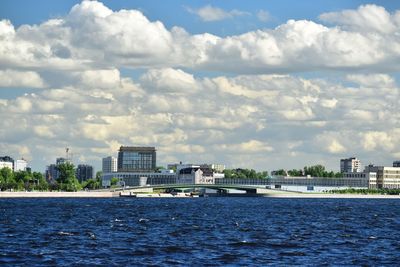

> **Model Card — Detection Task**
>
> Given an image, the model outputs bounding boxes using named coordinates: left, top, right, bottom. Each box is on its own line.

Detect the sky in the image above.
left=0, top=0, right=399, bottom=173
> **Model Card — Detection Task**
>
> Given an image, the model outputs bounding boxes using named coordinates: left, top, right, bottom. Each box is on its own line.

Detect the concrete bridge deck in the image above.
left=114, top=183, right=295, bottom=195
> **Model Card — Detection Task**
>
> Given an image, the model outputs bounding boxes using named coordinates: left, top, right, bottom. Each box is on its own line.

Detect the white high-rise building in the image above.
left=340, top=157, right=361, bottom=173
left=102, top=156, right=117, bottom=173
left=14, top=159, right=28, bottom=171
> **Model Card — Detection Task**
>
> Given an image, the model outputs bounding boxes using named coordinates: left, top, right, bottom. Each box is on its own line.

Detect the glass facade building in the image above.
left=117, top=146, right=156, bottom=172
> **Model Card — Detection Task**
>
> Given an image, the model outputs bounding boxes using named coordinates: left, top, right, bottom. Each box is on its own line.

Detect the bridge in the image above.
left=113, top=183, right=285, bottom=195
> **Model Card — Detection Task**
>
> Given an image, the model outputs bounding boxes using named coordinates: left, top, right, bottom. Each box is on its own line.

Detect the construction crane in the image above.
left=65, top=147, right=80, bottom=164
left=66, top=147, right=72, bottom=163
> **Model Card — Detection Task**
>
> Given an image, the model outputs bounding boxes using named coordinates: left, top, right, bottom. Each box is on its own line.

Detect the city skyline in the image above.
left=2, top=149, right=399, bottom=175
left=0, top=1, right=399, bottom=172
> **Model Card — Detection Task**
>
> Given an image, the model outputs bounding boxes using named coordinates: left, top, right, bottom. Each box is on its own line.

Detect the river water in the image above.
left=1, top=198, right=399, bottom=266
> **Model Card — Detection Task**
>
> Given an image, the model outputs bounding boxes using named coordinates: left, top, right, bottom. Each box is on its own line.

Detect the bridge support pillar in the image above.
left=244, top=188, right=257, bottom=194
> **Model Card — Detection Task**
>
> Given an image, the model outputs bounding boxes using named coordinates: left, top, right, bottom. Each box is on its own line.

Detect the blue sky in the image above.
left=0, top=0, right=399, bottom=172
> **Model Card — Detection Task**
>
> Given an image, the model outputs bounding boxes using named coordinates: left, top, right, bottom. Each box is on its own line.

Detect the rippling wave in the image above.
left=1, top=198, right=399, bottom=266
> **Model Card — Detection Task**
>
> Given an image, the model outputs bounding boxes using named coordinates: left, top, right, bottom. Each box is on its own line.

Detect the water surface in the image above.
left=1, top=198, right=399, bottom=266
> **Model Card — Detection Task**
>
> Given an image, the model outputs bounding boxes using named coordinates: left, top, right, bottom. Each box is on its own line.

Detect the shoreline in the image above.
left=261, top=193, right=400, bottom=199
left=0, top=191, right=400, bottom=198
left=0, top=191, right=117, bottom=198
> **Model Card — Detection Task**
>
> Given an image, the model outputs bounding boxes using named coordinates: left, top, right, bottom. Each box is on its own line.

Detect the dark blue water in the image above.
left=1, top=198, right=400, bottom=266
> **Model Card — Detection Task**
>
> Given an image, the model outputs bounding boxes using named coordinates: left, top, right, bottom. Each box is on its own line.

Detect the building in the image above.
left=102, top=171, right=176, bottom=187
left=0, top=156, right=14, bottom=170
left=102, top=156, right=117, bottom=173
left=117, top=146, right=156, bottom=172
left=176, top=164, right=224, bottom=184
left=342, top=171, right=377, bottom=188
left=364, top=165, right=400, bottom=189
left=14, top=159, right=28, bottom=172
left=393, top=161, right=400, bottom=167
left=216, top=176, right=370, bottom=193
left=340, top=157, right=361, bottom=173
left=76, top=164, right=94, bottom=183
left=46, top=164, right=58, bottom=182
left=0, top=161, right=13, bottom=170
left=168, top=163, right=225, bottom=173
left=56, top=157, right=69, bottom=165
left=46, top=157, right=70, bottom=182
left=204, top=164, right=225, bottom=173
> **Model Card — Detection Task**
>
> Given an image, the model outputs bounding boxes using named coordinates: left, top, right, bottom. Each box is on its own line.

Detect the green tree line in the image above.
left=0, top=163, right=102, bottom=192
left=330, top=188, right=400, bottom=195
left=272, top=165, right=342, bottom=178
left=223, top=168, right=268, bottom=179
left=0, top=167, right=49, bottom=191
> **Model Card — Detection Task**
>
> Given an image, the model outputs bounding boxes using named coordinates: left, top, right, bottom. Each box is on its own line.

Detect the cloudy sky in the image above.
left=0, top=0, right=399, bottom=173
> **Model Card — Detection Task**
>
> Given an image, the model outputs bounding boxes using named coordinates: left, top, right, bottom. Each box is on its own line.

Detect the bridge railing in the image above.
left=215, top=178, right=269, bottom=186
left=120, top=176, right=368, bottom=188
left=214, top=177, right=369, bottom=187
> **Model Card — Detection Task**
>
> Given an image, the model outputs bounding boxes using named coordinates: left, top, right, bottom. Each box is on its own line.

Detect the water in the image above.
left=1, top=198, right=400, bottom=266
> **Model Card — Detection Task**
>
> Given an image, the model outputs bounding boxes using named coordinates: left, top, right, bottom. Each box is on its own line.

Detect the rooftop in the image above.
left=119, top=146, right=156, bottom=152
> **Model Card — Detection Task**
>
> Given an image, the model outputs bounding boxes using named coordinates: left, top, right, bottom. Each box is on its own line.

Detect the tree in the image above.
left=272, top=169, right=287, bottom=176
left=1, top=167, right=16, bottom=190
left=304, top=165, right=326, bottom=177
left=223, top=169, right=234, bottom=179
left=223, top=169, right=268, bottom=179
left=155, top=166, right=165, bottom=172
left=257, top=171, right=269, bottom=179
left=288, top=169, right=303, bottom=176
left=303, top=165, right=341, bottom=178
left=14, top=170, right=32, bottom=190
left=33, top=172, right=49, bottom=191
left=110, top=177, right=119, bottom=186
left=56, top=163, right=82, bottom=192
left=0, top=169, right=5, bottom=191
left=95, top=171, right=102, bottom=181
left=82, top=178, right=100, bottom=190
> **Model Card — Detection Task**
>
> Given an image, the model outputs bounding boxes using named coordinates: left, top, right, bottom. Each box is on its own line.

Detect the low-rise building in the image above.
left=176, top=164, right=225, bottom=184
left=393, top=161, right=400, bottom=167
left=216, top=176, right=370, bottom=193
left=364, top=165, right=400, bottom=189
left=342, top=171, right=377, bottom=188
left=102, top=171, right=176, bottom=187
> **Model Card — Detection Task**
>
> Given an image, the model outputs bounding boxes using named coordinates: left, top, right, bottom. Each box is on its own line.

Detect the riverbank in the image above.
left=1, top=191, right=400, bottom=198
left=0, top=191, right=117, bottom=198
left=262, top=193, right=400, bottom=199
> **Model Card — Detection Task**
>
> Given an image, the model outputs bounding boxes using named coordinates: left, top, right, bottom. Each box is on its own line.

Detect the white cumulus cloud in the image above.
left=0, top=70, right=45, bottom=88
left=187, top=5, right=250, bottom=22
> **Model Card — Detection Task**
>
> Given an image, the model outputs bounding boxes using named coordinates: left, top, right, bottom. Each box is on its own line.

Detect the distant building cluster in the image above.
left=101, top=146, right=225, bottom=187
left=0, top=156, right=29, bottom=172
left=100, top=148, right=400, bottom=191
left=45, top=152, right=94, bottom=183
left=2, top=147, right=400, bottom=193
left=339, top=157, right=400, bottom=189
